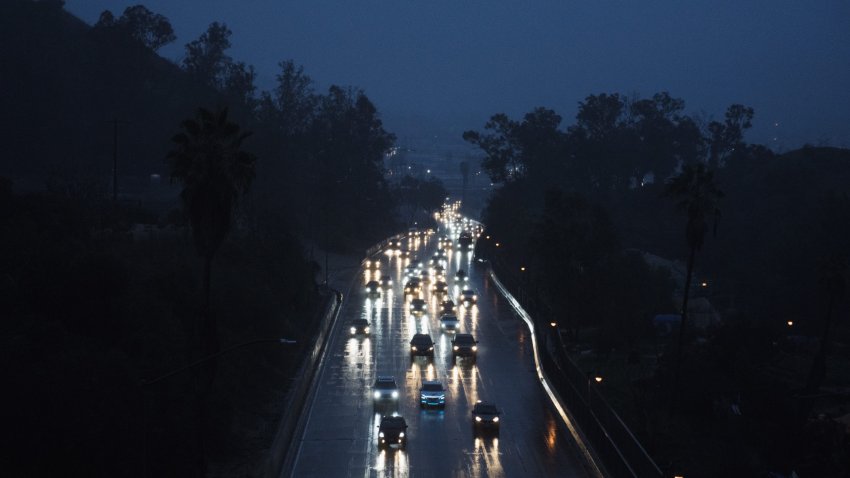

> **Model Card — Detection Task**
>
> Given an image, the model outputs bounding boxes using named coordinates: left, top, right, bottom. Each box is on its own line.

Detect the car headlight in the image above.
left=441, top=323, right=445, bottom=328
left=493, top=417, right=499, bottom=422
left=453, top=346, right=459, bottom=351
left=399, top=432, right=405, bottom=438
left=379, top=432, right=385, bottom=437
left=411, top=346, right=417, bottom=351
left=374, top=391, right=381, bottom=399
left=350, top=327, right=356, bottom=334
left=391, top=391, right=399, bottom=399
left=475, top=416, right=482, bottom=422
left=473, top=295, right=477, bottom=300
left=364, top=327, right=370, bottom=333
left=472, top=346, right=477, bottom=351
left=429, top=346, right=434, bottom=351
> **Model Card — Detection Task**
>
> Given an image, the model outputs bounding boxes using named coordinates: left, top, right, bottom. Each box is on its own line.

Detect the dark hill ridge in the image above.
left=0, top=0, right=220, bottom=182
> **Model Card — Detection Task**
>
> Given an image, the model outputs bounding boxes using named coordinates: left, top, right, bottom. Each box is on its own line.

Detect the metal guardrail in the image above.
left=490, top=262, right=663, bottom=478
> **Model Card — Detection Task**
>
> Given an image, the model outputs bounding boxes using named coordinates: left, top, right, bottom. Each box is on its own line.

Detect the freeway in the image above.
left=287, top=207, right=593, bottom=477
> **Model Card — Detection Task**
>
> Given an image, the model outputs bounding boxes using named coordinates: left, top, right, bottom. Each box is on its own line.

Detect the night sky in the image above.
left=67, top=1, right=850, bottom=149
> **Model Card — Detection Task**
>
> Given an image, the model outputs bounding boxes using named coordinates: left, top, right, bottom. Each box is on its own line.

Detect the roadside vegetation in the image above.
left=467, top=94, right=850, bottom=476
left=0, top=2, right=445, bottom=476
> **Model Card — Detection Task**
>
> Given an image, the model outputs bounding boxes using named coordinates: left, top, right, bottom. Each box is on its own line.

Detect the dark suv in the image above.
left=378, top=415, right=408, bottom=448
left=452, top=333, right=478, bottom=362
left=410, top=334, right=435, bottom=357
left=472, top=401, right=501, bottom=432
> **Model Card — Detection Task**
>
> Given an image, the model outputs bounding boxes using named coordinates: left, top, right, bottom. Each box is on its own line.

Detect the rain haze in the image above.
left=7, top=1, right=850, bottom=477
left=68, top=0, right=850, bottom=148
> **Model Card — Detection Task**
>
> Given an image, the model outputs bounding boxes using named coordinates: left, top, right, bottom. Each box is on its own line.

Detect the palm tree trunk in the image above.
left=805, top=290, right=836, bottom=393
left=671, top=245, right=697, bottom=409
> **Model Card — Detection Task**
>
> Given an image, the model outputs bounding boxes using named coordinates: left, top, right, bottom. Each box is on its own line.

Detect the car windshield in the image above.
left=441, top=315, right=457, bottom=321
left=455, top=335, right=475, bottom=344
left=353, top=319, right=368, bottom=326
left=422, top=383, right=444, bottom=392
left=475, top=404, right=498, bottom=414
left=375, top=380, right=395, bottom=389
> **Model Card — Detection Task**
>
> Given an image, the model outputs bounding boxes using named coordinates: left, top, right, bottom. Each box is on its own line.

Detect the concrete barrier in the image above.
left=263, top=288, right=341, bottom=478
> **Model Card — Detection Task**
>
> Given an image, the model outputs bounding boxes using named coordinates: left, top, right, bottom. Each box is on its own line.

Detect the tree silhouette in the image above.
left=167, top=107, right=256, bottom=356
left=94, top=5, right=176, bottom=51
left=664, top=162, right=723, bottom=399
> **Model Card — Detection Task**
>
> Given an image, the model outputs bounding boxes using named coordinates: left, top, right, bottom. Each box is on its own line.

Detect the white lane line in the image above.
left=488, top=270, right=605, bottom=478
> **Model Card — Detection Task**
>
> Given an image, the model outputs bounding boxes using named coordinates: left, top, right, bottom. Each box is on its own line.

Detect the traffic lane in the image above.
left=382, top=245, right=589, bottom=476
left=290, top=239, right=433, bottom=478
left=393, top=251, right=590, bottom=477
left=290, top=231, right=590, bottom=477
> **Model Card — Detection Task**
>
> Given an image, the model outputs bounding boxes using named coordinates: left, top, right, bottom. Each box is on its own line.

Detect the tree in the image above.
left=463, top=113, right=520, bottom=183
left=707, top=104, right=754, bottom=167
left=183, top=22, right=232, bottom=89
left=94, top=5, right=176, bottom=51
left=664, top=162, right=723, bottom=399
left=166, top=107, right=257, bottom=356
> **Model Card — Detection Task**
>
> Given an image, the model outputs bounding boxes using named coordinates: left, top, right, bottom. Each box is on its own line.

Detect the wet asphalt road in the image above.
left=288, top=223, right=592, bottom=478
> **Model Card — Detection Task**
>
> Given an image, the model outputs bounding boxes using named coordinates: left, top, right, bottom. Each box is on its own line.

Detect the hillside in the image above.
left=0, top=1, right=219, bottom=184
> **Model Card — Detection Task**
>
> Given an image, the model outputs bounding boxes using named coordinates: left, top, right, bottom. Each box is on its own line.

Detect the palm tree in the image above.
left=167, top=107, right=257, bottom=355
left=664, top=162, right=723, bottom=397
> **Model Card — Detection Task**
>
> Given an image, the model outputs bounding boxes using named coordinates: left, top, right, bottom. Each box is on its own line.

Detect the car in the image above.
left=419, top=380, right=446, bottom=408
left=455, top=269, right=468, bottom=282
left=405, top=264, right=419, bottom=277
left=418, top=268, right=431, bottom=284
left=378, top=415, right=408, bottom=448
left=459, top=289, right=477, bottom=305
left=472, top=401, right=501, bottom=431
left=350, top=318, right=370, bottom=335
left=403, top=278, right=421, bottom=297
left=379, top=275, right=393, bottom=288
left=365, top=280, right=381, bottom=298
left=440, top=299, right=456, bottom=314
left=388, top=239, right=402, bottom=251
left=433, top=264, right=446, bottom=277
left=364, top=259, right=381, bottom=270
left=410, top=333, right=435, bottom=357
left=373, top=376, right=400, bottom=402
left=452, top=333, right=478, bottom=361
left=409, top=298, right=427, bottom=316
left=399, top=249, right=411, bottom=259
left=432, top=281, right=449, bottom=298
left=439, top=314, right=459, bottom=333
left=458, top=231, right=473, bottom=248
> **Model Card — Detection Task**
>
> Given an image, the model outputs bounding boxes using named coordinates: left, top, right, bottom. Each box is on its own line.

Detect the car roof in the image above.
left=411, top=333, right=432, bottom=341
left=454, top=333, right=476, bottom=342
left=462, top=289, right=475, bottom=294
left=367, top=280, right=379, bottom=286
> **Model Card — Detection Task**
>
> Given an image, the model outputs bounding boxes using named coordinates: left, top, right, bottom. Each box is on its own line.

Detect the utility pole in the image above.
left=108, top=118, right=129, bottom=201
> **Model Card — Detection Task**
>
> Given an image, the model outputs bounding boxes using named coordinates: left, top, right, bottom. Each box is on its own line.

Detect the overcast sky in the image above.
left=67, top=1, right=850, bottom=149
